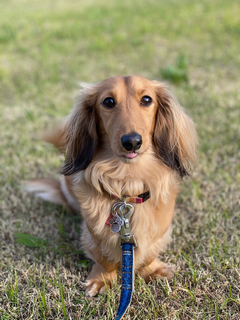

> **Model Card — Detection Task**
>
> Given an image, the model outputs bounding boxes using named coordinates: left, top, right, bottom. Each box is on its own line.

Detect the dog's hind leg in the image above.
left=23, top=175, right=80, bottom=214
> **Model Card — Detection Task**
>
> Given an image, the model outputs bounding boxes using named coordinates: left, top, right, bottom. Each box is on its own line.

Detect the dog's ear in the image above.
left=152, top=81, right=197, bottom=177
left=62, top=83, right=99, bottom=176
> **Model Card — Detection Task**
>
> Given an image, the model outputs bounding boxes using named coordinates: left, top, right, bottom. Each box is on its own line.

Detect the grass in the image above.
left=160, top=54, right=189, bottom=83
left=0, top=0, right=240, bottom=318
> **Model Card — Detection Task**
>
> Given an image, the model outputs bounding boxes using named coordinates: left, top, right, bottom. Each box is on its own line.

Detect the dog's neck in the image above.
left=77, top=147, right=178, bottom=205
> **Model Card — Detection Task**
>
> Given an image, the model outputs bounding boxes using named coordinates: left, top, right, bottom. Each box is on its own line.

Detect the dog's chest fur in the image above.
left=72, top=155, right=178, bottom=266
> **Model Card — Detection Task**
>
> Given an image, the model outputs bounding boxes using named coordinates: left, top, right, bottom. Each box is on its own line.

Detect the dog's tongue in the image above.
left=125, top=153, right=137, bottom=159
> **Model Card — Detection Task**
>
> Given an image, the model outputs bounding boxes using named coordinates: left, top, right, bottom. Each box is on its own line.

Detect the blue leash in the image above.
left=109, top=203, right=137, bottom=320
left=106, top=194, right=150, bottom=318
left=115, top=243, right=135, bottom=320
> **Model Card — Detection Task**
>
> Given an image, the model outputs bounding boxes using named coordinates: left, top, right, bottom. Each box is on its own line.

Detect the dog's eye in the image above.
left=140, top=96, right=152, bottom=107
left=103, top=97, right=116, bottom=109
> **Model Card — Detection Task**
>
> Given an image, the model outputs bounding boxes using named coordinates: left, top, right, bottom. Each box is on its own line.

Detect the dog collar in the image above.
left=111, top=190, right=150, bottom=204
left=106, top=191, right=150, bottom=227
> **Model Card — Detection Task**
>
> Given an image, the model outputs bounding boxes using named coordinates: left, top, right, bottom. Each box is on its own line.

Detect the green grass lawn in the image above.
left=0, top=0, right=240, bottom=319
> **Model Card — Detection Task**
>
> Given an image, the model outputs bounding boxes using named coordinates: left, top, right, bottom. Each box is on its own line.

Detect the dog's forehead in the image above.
left=100, top=75, right=153, bottom=94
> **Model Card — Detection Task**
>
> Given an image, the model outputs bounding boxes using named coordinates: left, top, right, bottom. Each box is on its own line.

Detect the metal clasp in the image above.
left=118, top=204, right=138, bottom=248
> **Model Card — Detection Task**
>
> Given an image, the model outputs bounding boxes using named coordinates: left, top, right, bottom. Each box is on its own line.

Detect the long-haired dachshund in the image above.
left=26, top=75, right=197, bottom=296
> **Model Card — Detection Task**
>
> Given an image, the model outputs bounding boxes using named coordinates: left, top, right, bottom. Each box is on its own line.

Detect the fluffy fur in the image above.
left=25, top=75, right=197, bottom=296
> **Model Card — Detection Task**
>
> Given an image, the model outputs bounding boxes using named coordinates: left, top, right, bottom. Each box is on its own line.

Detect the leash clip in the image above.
left=119, top=234, right=138, bottom=248
left=118, top=204, right=138, bottom=248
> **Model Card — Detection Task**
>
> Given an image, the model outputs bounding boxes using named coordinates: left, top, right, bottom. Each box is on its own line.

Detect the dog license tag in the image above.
left=110, top=215, right=124, bottom=233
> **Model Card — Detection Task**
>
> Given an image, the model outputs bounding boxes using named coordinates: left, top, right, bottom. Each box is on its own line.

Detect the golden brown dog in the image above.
left=26, top=75, right=197, bottom=297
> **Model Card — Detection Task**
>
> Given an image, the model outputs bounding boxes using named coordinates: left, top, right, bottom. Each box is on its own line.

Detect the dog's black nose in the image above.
left=121, top=133, right=142, bottom=151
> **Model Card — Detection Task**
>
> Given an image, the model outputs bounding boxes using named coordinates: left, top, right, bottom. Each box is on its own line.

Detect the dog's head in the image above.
left=62, top=75, right=197, bottom=177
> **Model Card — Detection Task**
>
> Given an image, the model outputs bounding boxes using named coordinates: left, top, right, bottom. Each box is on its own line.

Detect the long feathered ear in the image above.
left=62, top=83, right=99, bottom=176
left=152, top=81, right=197, bottom=178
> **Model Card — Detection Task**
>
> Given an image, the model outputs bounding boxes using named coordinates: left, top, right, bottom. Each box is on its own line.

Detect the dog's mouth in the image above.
left=118, top=152, right=140, bottom=163
left=124, top=152, right=138, bottom=159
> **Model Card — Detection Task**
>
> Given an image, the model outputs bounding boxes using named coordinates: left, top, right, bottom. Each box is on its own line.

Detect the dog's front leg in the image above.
left=80, top=221, right=119, bottom=296
left=84, top=262, right=118, bottom=297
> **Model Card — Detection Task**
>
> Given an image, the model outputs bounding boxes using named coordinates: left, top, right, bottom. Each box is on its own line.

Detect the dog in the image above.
left=25, top=75, right=197, bottom=297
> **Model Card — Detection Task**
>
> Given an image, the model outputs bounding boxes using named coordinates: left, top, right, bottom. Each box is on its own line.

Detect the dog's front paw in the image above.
left=154, top=263, right=175, bottom=279
left=138, top=259, right=175, bottom=282
left=83, top=279, right=111, bottom=297
left=83, top=263, right=117, bottom=297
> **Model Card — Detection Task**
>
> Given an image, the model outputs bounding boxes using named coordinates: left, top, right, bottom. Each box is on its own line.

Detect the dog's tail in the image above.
left=23, top=176, right=80, bottom=214
left=22, top=118, right=80, bottom=213
left=39, top=119, right=67, bottom=151
left=24, top=120, right=79, bottom=214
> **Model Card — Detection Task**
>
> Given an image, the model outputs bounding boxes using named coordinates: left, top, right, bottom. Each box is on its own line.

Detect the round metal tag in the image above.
left=110, top=214, right=124, bottom=233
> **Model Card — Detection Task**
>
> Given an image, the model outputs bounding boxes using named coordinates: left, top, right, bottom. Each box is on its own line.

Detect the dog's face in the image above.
left=62, top=75, right=197, bottom=177
left=96, top=76, right=158, bottom=164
